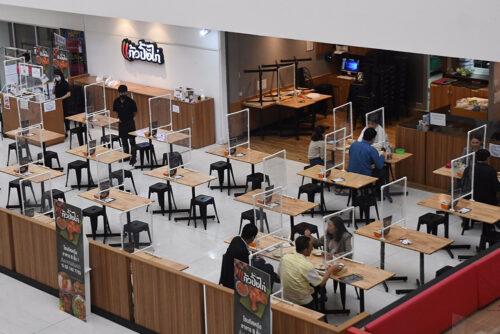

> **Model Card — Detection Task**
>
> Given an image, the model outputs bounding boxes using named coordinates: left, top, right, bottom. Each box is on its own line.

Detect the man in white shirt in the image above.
left=357, top=116, right=388, bottom=147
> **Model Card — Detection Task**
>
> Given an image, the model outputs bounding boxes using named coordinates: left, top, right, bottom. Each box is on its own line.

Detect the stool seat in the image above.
left=133, top=142, right=157, bottom=169
left=210, top=161, right=229, bottom=170
left=298, top=183, right=322, bottom=217
left=208, top=160, right=236, bottom=194
left=291, top=222, right=320, bottom=241
left=148, top=182, right=176, bottom=217
left=149, top=182, right=170, bottom=192
left=68, top=160, right=88, bottom=168
left=83, top=205, right=104, bottom=217
left=83, top=205, right=110, bottom=242
left=245, top=172, right=270, bottom=192
left=188, top=194, right=220, bottom=230
left=37, top=150, right=61, bottom=169
left=417, top=213, right=446, bottom=236
left=123, top=220, right=152, bottom=248
left=194, top=194, right=214, bottom=204
left=240, top=209, right=269, bottom=233
left=66, top=160, right=92, bottom=190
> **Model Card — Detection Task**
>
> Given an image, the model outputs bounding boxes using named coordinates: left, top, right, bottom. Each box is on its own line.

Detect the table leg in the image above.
left=260, top=109, right=264, bottom=140
left=290, top=216, right=295, bottom=241
left=441, top=212, right=471, bottom=259
left=227, top=160, right=231, bottom=196
left=359, top=289, right=365, bottom=313
left=419, top=252, right=425, bottom=286
left=259, top=207, right=264, bottom=232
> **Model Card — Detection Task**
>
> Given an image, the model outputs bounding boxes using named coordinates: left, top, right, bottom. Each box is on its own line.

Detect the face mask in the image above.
left=55, top=76, right=61, bottom=82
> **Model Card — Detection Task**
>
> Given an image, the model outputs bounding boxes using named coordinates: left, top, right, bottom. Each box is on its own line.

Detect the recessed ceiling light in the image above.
left=199, top=29, right=210, bottom=37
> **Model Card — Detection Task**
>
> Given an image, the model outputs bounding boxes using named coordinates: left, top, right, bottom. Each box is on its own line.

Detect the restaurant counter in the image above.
left=396, top=110, right=500, bottom=191
left=73, top=75, right=215, bottom=149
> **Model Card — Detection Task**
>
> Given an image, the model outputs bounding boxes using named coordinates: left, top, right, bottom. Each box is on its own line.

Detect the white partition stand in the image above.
left=226, top=108, right=250, bottom=155
left=451, top=152, right=475, bottom=211
left=333, top=102, right=353, bottom=141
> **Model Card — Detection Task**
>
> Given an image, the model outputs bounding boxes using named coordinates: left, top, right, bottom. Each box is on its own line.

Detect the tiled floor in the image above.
left=0, top=132, right=483, bottom=330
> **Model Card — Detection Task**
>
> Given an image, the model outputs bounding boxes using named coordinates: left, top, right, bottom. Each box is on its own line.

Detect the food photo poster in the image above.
left=54, top=200, right=91, bottom=321
left=234, top=259, right=271, bottom=334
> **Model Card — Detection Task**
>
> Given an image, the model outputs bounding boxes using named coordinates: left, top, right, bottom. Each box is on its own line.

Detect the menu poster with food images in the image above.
left=54, top=200, right=90, bottom=321
left=234, top=259, right=271, bottom=334
left=33, top=46, right=51, bottom=79
left=53, top=48, right=69, bottom=79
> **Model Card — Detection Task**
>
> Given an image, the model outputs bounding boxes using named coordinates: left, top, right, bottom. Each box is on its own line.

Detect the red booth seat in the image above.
left=348, top=249, right=500, bottom=334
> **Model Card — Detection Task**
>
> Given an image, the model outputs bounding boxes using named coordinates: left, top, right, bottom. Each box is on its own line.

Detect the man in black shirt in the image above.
left=219, top=223, right=258, bottom=289
left=468, top=149, right=500, bottom=206
left=113, top=85, right=137, bottom=162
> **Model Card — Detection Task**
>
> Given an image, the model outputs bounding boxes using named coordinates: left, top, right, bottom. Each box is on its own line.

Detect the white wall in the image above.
left=0, top=21, right=11, bottom=47
left=0, top=5, right=228, bottom=143
left=1, top=0, right=500, bottom=61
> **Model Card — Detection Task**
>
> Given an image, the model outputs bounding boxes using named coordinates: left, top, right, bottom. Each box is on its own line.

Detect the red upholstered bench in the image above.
left=348, top=248, right=500, bottom=334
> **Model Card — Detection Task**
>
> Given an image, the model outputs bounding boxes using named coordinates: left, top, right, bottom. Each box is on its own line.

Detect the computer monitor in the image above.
left=341, top=58, right=360, bottom=73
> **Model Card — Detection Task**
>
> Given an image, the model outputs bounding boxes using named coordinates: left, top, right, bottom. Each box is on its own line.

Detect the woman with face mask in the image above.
left=52, top=69, right=72, bottom=134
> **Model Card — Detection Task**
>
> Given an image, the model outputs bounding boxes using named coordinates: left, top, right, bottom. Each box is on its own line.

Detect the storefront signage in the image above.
left=55, top=200, right=90, bottom=321
left=121, top=38, right=164, bottom=64
left=234, top=259, right=271, bottom=334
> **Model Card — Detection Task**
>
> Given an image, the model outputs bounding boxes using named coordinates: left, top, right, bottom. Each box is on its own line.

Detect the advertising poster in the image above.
left=53, top=48, right=70, bottom=79
left=234, top=259, right=271, bottom=334
left=33, top=46, right=51, bottom=79
left=54, top=200, right=89, bottom=321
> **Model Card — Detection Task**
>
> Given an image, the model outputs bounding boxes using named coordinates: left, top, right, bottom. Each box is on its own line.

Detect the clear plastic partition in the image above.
left=3, top=57, right=24, bottom=93
left=226, top=108, right=250, bottom=154
left=148, top=94, right=172, bottom=136
left=15, top=124, right=44, bottom=168
left=17, top=95, right=43, bottom=127
left=120, top=203, right=154, bottom=254
left=263, top=149, right=287, bottom=194
left=380, top=177, right=407, bottom=240
left=365, top=107, right=386, bottom=148
left=165, top=128, right=192, bottom=178
left=278, top=64, right=295, bottom=99
left=451, top=152, right=475, bottom=210
left=85, top=109, right=112, bottom=154
left=18, top=63, right=44, bottom=89
left=252, top=186, right=284, bottom=238
left=320, top=207, right=356, bottom=272
left=20, top=171, right=52, bottom=217
left=333, top=102, right=353, bottom=142
left=466, top=125, right=487, bottom=164
left=84, top=81, right=106, bottom=116
left=95, top=147, right=125, bottom=195
left=324, top=127, right=347, bottom=176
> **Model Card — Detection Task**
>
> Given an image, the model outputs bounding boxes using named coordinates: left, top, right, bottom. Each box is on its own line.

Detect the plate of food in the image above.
left=72, top=295, right=86, bottom=320
left=272, top=249, right=282, bottom=258
left=315, top=263, right=325, bottom=271
left=312, top=249, right=323, bottom=256
left=58, top=272, right=72, bottom=293
left=235, top=280, right=249, bottom=297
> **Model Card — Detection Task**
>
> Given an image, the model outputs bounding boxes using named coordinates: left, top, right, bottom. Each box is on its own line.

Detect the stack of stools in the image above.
left=244, top=173, right=270, bottom=193
left=239, top=209, right=270, bottom=233
left=417, top=213, right=448, bottom=236
left=123, top=220, right=152, bottom=248
left=83, top=205, right=112, bottom=242
left=297, top=183, right=322, bottom=217
left=37, top=151, right=62, bottom=169
left=66, top=160, right=92, bottom=190
left=290, top=222, right=320, bottom=241
left=133, top=142, right=157, bottom=170
left=208, top=161, right=236, bottom=194
left=6, top=178, right=37, bottom=209
left=188, top=195, right=220, bottom=230
left=147, top=182, right=176, bottom=219
left=111, top=169, right=138, bottom=194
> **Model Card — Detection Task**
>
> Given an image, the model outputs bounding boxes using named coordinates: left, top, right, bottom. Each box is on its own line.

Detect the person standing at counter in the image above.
left=53, top=69, right=72, bottom=134
left=357, top=114, right=388, bottom=147
left=113, top=85, right=137, bottom=163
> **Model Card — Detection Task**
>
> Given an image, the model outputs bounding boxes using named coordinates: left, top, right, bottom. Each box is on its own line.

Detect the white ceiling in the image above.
left=1, top=0, right=499, bottom=61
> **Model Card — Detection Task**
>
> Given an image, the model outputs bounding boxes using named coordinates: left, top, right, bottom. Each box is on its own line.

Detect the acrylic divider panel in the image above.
left=365, top=107, right=386, bottom=148
left=85, top=109, right=112, bottom=155
left=120, top=203, right=154, bottom=254
left=252, top=186, right=285, bottom=239
left=278, top=64, right=296, bottom=99
left=15, top=124, right=44, bottom=168
left=84, top=81, right=106, bottom=116
left=95, top=146, right=125, bottom=197
left=165, top=128, right=192, bottom=177
left=263, top=149, right=287, bottom=195
left=226, top=108, right=250, bottom=154
left=20, top=171, right=53, bottom=217
left=451, top=152, right=475, bottom=211
left=324, top=127, right=347, bottom=177
left=466, top=125, right=487, bottom=165
left=380, top=177, right=407, bottom=240
left=148, top=94, right=173, bottom=136
left=17, top=95, right=43, bottom=127
left=333, top=102, right=353, bottom=142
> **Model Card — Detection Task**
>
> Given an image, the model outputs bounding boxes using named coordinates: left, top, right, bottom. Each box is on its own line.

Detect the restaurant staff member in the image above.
left=53, top=69, right=72, bottom=134
left=113, top=85, right=137, bottom=163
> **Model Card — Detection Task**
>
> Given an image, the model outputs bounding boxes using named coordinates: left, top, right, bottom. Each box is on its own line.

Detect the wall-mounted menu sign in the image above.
left=121, top=38, right=164, bottom=64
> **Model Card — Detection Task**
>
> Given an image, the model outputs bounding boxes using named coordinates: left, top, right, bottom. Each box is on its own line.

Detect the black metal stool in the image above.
left=132, top=142, right=158, bottom=170
left=351, top=188, right=379, bottom=229
left=291, top=222, right=320, bottom=241
left=417, top=213, right=447, bottom=236
left=111, top=169, right=138, bottom=194
left=239, top=209, right=270, bottom=233
left=244, top=173, right=270, bottom=193
left=147, top=182, right=177, bottom=218
left=123, top=220, right=152, bottom=248
left=6, top=178, right=37, bottom=209
left=100, top=134, right=121, bottom=149
left=188, top=195, right=220, bottom=230
left=83, top=205, right=111, bottom=242
left=37, top=151, right=61, bottom=169
left=69, top=125, right=86, bottom=148
left=208, top=161, right=236, bottom=194
left=162, top=151, right=183, bottom=166
left=297, top=183, right=322, bottom=217
left=65, top=160, right=92, bottom=190
left=41, top=189, right=66, bottom=209
left=7, top=141, right=31, bottom=165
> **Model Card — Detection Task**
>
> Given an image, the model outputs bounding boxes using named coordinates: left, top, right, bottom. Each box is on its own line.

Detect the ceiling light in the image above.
left=199, top=29, right=210, bottom=37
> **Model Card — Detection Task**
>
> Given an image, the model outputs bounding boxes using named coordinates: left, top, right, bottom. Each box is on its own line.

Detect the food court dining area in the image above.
left=0, top=3, right=500, bottom=334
